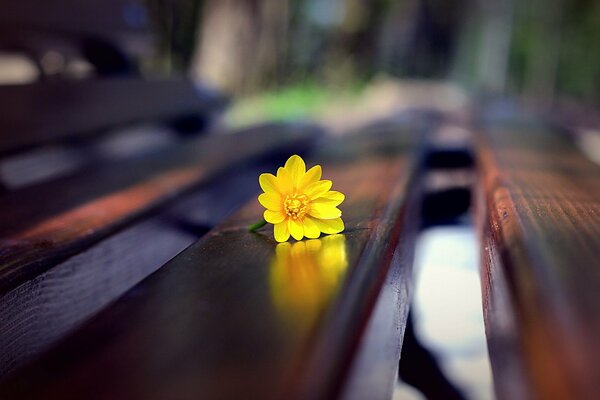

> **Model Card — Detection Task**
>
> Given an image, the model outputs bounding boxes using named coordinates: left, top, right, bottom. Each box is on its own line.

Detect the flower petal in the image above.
left=309, top=203, right=342, bottom=219
left=284, top=155, right=306, bottom=187
left=298, top=165, right=322, bottom=190
left=288, top=218, right=304, bottom=241
left=312, top=190, right=345, bottom=207
left=303, top=217, right=321, bottom=239
left=274, top=221, right=290, bottom=242
left=258, top=193, right=281, bottom=211
left=265, top=210, right=285, bottom=224
left=313, top=217, right=344, bottom=234
left=259, top=173, right=279, bottom=194
left=276, top=167, right=294, bottom=194
left=304, top=180, right=332, bottom=199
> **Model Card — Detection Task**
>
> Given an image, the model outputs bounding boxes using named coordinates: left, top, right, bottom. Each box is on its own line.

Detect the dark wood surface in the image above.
left=0, top=78, right=223, bottom=155
left=339, top=205, right=417, bottom=400
left=476, top=119, right=600, bottom=399
left=0, top=163, right=274, bottom=379
left=0, top=122, right=423, bottom=400
left=0, top=122, right=319, bottom=295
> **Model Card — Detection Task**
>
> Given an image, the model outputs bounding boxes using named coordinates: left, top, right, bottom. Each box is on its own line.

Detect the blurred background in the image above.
left=151, top=0, right=600, bottom=103
left=153, top=0, right=600, bottom=127
left=2, top=0, right=600, bottom=126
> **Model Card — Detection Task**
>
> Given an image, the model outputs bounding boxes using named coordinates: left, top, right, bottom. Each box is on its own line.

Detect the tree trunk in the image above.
left=191, top=0, right=288, bottom=95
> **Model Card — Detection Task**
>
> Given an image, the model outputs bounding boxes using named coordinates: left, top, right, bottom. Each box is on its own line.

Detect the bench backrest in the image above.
left=0, top=0, right=226, bottom=158
left=0, top=78, right=224, bottom=156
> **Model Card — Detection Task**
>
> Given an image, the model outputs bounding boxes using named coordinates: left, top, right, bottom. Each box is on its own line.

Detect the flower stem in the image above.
left=248, top=218, right=268, bottom=232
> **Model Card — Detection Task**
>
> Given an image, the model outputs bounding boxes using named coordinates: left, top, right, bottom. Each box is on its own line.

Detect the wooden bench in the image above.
left=0, top=2, right=469, bottom=398
left=0, top=0, right=325, bottom=383
left=0, top=114, right=428, bottom=399
left=12, top=4, right=600, bottom=394
left=0, top=83, right=321, bottom=372
left=476, top=113, right=600, bottom=399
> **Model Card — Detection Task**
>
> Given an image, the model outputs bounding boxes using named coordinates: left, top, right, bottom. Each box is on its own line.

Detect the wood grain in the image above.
left=477, top=121, right=600, bottom=399
left=0, top=122, right=422, bottom=400
left=0, top=122, right=319, bottom=294
left=0, top=78, right=224, bottom=155
left=339, top=207, right=418, bottom=400
left=0, top=164, right=272, bottom=379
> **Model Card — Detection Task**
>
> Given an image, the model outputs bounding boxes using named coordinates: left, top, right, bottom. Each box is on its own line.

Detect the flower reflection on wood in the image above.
left=269, top=234, right=348, bottom=328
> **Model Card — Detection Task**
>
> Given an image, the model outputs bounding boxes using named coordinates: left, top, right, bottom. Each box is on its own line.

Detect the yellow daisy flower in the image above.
left=258, top=155, right=345, bottom=242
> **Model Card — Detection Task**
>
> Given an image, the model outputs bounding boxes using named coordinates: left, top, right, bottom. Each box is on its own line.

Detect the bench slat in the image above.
left=0, top=78, right=224, bottom=155
left=0, top=123, right=421, bottom=399
left=0, top=123, right=319, bottom=295
left=0, top=164, right=275, bottom=379
left=477, top=120, right=600, bottom=399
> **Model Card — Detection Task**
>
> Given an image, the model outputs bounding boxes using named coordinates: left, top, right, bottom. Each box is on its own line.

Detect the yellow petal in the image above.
left=309, top=203, right=342, bottom=219
left=265, top=210, right=285, bottom=224
left=288, top=218, right=304, bottom=241
left=276, top=167, right=294, bottom=194
left=313, top=217, right=344, bottom=234
left=298, top=165, right=322, bottom=190
left=312, top=191, right=345, bottom=207
left=304, top=180, right=332, bottom=199
left=259, top=173, right=279, bottom=194
left=258, top=193, right=281, bottom=211
left=284, top=155, right=306, bottom=187
left=303, top=217, right=321, bottom=239
left=274, top=221, right=290, bottom=242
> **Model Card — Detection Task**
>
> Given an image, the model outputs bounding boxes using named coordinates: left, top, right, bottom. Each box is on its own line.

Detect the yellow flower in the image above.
left=258, top=155, right=345, bottom=242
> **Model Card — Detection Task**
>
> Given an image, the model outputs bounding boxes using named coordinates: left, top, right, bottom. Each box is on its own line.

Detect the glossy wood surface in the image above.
left=0, top=123, right=421, bottom=400
left=339, top=211, right=417, bottom=400
left=0, top=123, right=319, bottom=294
left=0, top=164, right=271, bottom=379
left=0, top=78, right=223, bottom=155
left=477, top=121, right=600, bottom=399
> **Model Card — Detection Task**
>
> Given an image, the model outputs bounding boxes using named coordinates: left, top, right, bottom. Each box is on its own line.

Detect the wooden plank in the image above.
left=0, top=125, right=179, bottom=190
left=0, top=78, right=225, bottom=155
left=0, top=163, right=273, bottom=379
left=339, top=211, right=417, bottom=400
left=0, top=122, right=320, bottom=295
left=0, top=121, right=423, bottom=399
left=476, top=120, right=600, bottom=399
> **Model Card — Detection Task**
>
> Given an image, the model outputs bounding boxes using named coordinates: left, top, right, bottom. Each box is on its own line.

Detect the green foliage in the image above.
left=144, top=0, right=203, bottom=72
left=506, top=0, right=600, bottom=101
left=225, top=82, right=364, bottom=126
left=146, top=0, right=600, bottom=104
left=557, top=0, right=600, bottom=100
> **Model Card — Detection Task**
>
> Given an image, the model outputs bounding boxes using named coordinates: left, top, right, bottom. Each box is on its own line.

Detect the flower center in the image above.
left=284, top=193, right=310, bottom=220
